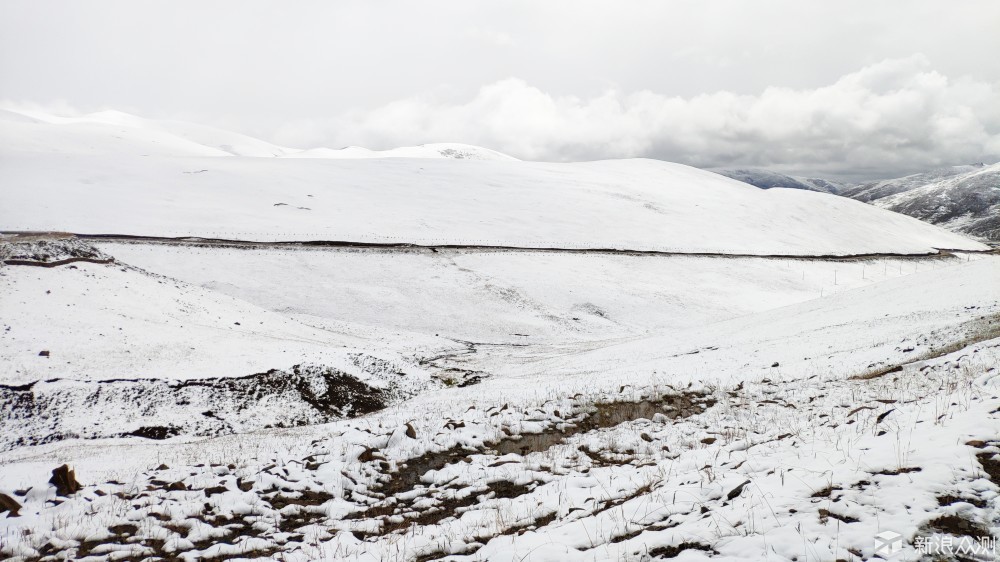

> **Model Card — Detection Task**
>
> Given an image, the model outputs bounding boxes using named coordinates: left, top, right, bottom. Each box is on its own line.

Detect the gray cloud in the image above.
left=275, top=56, right=1000, bottom=181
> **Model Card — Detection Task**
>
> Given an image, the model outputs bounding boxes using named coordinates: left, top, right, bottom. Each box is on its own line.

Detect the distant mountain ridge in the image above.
left=846, top=163, right=1000, bottom=243
left=714, top=163, right=999, bottom=244
left=841, top=164, right=987, bottom=202
left=709, top=168, right=846, bottom=194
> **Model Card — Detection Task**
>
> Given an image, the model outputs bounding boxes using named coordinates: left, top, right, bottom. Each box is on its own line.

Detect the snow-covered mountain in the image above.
left=0, top=107, right=515, bottom=161
left=841, top=164, right=986, bottom=202
left=841, top=163, right=1000, bottom=243
left=710, top=163, right=1000, bottom=244
left=710, top=167, right=846, bottom=193
left=0, top=108, right=986, bottom=255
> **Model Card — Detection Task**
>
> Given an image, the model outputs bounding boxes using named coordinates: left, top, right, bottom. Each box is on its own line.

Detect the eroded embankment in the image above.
left=0, top=235, right=115, bottom=266
left=0, top=364, right=409, bottom=451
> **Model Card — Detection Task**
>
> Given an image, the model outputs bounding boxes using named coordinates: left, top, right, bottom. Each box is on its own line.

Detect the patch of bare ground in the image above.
left=647, top=542, right=715, bottom=559
left=350, top=392, right=714, bottom=536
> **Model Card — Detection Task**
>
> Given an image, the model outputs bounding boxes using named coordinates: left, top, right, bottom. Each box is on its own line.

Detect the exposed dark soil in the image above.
left=976, top=452, right=1000, bottom=485
left=647, top=542, right=714, bottom=558
left=494, top=393, right=714, bottom=456
left=3, top=257, right=114, bottom=267
left=937, top=494, right=988, bottom=508
left=352, top=392, right=715, bottom=535
left=928, top=515, right=992, bottom=538
left=128, top=425, right=181, bottom=440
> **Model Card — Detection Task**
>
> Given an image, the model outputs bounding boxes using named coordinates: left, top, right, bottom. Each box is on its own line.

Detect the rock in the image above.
left=0, top=493, right=22, bottom=517
left=166, top=482, right=187, bottom=491
left=771, top=362, right=779, bottom=367
left=966, top=440, right=988, bottom=448
left=38, top=350, right=50, bottom=357
left=49, top=464, right=81, bottom=497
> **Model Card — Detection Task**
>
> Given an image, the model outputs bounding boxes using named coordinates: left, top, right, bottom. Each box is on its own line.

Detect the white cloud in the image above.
left=296, top=56, right=1000, bottom=179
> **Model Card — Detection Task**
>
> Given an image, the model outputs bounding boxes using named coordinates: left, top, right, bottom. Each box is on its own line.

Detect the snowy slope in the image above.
left=0, top=238, right=443, bottom=386
left=105, top=242, right=970, bottom=345
left=2, top=155, right=984, bottom=253
left=845, top=162, right=1000, bottom=243
left=0, top=236, right=447, bottom=450
left=1, top=252, right=997, bottom=561
left=486, top=255, right=1000, bottom=383
left=0, top=109, right=988, bottom=254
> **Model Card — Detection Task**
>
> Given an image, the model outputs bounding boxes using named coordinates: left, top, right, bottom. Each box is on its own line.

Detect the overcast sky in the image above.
left=2, top=0, right=999, bottom=180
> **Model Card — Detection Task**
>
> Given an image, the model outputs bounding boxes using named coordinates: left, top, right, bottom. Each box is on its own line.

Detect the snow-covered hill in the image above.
left=710, top=167, right=846, bottom=193
left=842, top=163, right=1000, bottom=243
left=0, top=108, right=987, bottom=255
left=0, top=107, right=515, bottom=161
left=0, top=236, right=444, bottom=450
left=287, top=142, right=518, bottom=161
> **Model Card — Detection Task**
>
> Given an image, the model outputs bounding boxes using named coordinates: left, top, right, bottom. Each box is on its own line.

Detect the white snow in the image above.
left=1, top=249, right=997, bottom=561
left=0, top=107, right=987, bottom=254
left=103, top=242, right=977, bottom=345
left=1, top=107, right=998, bottom=561
left=0, top=248, right=436, bottom=385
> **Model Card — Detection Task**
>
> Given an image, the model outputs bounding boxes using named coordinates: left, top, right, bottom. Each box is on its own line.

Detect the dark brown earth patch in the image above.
left=493, top=393, right=715, bottom=457
left=128, top=426, right=181, bottom=440
left=928, top=514, right=991, bottom=538
left=937, top=494, right=988, bottom=508
left=976, top=452, right=1000, bottom=485
left=647, top=542, right=714, bottom=558
left=871, top=467, right=922, bottom=476
left=818, top=508, right=860, bottom=524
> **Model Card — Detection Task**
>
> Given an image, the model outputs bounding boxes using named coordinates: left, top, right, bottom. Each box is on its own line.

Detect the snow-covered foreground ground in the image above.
left=1, top=237, right=998, bottom=561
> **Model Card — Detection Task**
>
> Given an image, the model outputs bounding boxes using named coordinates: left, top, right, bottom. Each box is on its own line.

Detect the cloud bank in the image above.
left=279, top=56, right=1000, bottom=180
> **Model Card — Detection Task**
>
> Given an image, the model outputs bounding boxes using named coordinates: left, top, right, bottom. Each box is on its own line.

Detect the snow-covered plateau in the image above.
left=1, top=109, right=998, bottom=561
